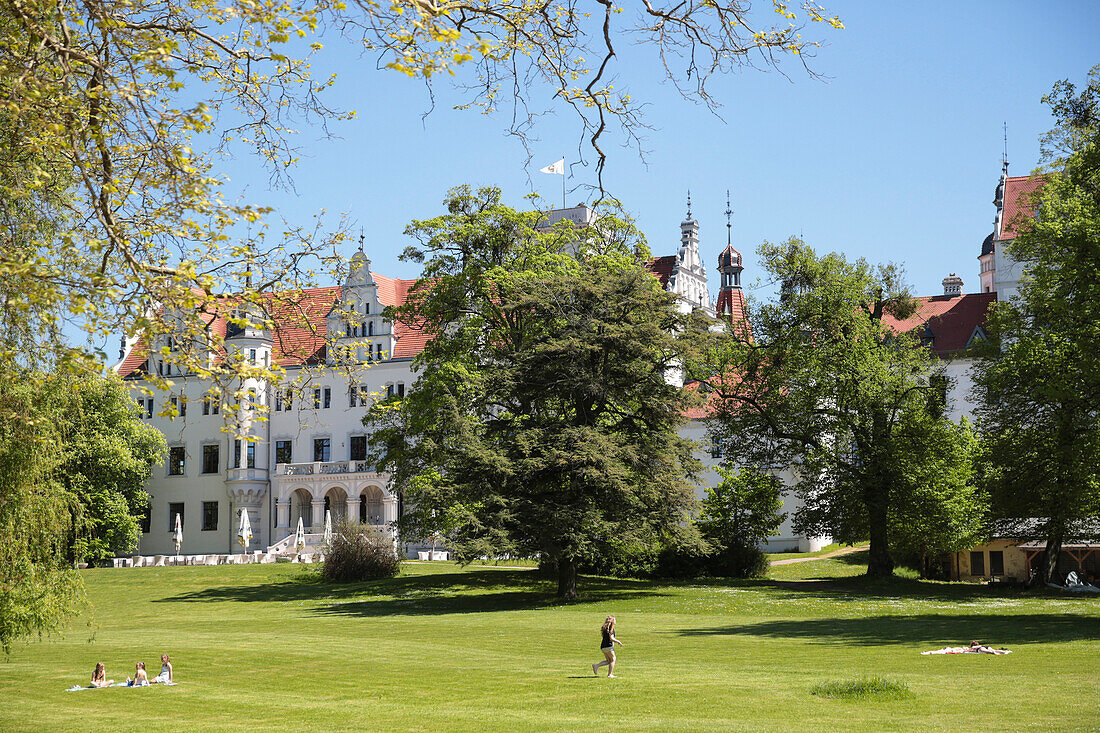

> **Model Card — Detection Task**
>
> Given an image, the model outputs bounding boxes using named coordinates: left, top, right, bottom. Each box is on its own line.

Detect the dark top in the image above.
left=601, top=629, right=613, bottom=649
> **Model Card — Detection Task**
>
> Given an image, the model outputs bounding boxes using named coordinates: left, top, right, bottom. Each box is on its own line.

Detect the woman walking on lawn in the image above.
left=592, top=616, right=624, bottom=678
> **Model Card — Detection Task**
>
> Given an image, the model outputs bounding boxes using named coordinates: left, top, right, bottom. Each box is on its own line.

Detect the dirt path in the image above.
left=769, top=545, right=866, bottom=566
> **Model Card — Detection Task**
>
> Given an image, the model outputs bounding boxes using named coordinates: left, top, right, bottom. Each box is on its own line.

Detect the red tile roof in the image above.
left=1000, top=175, right=1045, bottom=240
left=117, top=276, right=427, bottom=378
left=716, top=288, right=749, bottom=335
left=882, top=292, right=996, bottom=357
left=647, top=255, right=676, bottom=289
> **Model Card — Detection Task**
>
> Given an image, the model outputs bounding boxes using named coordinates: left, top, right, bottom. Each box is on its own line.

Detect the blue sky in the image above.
left=215, top=1, right=1099, bottom=301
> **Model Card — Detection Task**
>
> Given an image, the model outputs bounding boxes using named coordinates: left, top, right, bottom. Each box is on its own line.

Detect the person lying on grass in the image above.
left=921, top=640, right=1012, bottom=655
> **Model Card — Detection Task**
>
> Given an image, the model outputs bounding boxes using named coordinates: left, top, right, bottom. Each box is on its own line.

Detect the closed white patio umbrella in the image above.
left=237, top=509, right=253, bottom=551
left=323, top=509, right=333, bottom=547
left=294, top=516, right=306, bottom=554
left=172, top=513, right=183, bottom=557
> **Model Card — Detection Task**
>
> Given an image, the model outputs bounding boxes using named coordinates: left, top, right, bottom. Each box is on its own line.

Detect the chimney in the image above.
left=942, top=273, right=964, bottom=298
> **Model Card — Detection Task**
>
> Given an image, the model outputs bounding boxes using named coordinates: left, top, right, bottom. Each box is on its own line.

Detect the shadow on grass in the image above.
left=156, top=568, right=670, bottom=617
left=674, top=611, right=1099, bottom=645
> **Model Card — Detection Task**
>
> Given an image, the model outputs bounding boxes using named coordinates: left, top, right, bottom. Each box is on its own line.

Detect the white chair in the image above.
left=153, top=555, right=166, bottom=567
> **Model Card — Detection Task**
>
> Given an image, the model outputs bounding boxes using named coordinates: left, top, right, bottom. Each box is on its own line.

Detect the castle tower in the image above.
left=666, top=191, right=713, bottom=315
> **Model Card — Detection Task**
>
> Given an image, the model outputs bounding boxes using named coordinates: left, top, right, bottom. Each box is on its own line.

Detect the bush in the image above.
left=655, top=543, right=711, bottom=579
left=709, top=543, right=769, bottom=579
left=321, top=521, right=401, bottom=582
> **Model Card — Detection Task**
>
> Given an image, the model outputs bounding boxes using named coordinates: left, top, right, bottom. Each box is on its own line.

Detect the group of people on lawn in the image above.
left=89, top=654, right=173, bottom=687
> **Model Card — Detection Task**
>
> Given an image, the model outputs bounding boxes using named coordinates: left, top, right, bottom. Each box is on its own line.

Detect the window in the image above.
left=203, top=397, right=210, bottom=415
left=349, top=384, right=358, bottom=408
left=350, top=436, right=367, bottom=461
left=313, top=388, right=321, bottom=409
left=146, top=399, right=154, bottom=419
left=970, top=551, right=985, bottom=576
left=360, top=385, right=370, bottom=405
left=396, top=382, right=405, bottom=398
left=275, top=390, right=283, bottom=411
left=170, top=396, right=178, bottom=419
left=313, top=438, right=331, bottom=462
left=168, top=502, right=184, bottom=531
left=139, top=502, right=151, bottom=534
left=368, top=321, right=374, bottom=336
left=710, top=438, right=721, bottom=460
left=168, top=446, right=185, bottom=475
left=365, top=302, right=370, bottom=314
left=375, top=343, right=383, bottom=360
left=323, top=387, right=331, bottom=409
left=386, top=383, right=394, bottom=399
left=989, top=550, right=1005, bottom=576
left=202, top=501, right=218, bottom=531
left=180, top=398, right=187, bottom=417
left=246, top=442, right=255, bottom=469
left=202, top=444, right=219, bottom=474
left=233, top=439, right=242, bottom=469
left=275, top=440, right=292, bottom=465
left=249, top=348, right=256, bottom=363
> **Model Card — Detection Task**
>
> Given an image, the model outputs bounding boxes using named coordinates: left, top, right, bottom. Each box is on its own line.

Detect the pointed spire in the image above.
left=1002, top=121, right=1009, bottom=176
left=725, top=189, right=733, bottom=247
left=686, top=190, right=692, bottom=219
left=358, top=229, right=365, bottom=252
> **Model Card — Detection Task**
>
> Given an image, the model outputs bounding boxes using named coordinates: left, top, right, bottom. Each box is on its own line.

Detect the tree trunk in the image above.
left=1043, top=530, right=1064, bottom=584
left=557, top=556, right=578, bottom=601
left=866, top=490, right=894, bottom=578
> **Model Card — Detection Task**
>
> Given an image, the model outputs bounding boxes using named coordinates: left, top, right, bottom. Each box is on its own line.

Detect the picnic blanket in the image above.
left=66, top=682, right=177, bottom=691
left=921, top=646, right=1012, bottom=655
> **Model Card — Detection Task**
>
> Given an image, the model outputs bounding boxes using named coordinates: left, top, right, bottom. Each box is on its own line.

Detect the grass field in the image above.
left=1, top=551, right=1097, bottom=732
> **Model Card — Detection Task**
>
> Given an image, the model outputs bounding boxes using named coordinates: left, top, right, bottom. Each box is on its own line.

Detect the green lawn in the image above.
left=1, top=553, right=1097, bottom=732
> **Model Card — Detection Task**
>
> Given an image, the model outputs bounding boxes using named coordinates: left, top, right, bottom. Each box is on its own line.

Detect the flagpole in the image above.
left=562, top=156, right=566, bottom=210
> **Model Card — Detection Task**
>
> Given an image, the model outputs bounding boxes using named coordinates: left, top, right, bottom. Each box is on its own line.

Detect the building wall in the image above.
left=952, top=538, right=1029, bottom=581
left=681, top=420, right=827, bottom=553
left=130, top=357, right=416, bottom=555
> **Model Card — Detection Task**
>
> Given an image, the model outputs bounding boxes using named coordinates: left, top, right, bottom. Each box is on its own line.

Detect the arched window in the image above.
left=368, top=321, right=374, bottom=336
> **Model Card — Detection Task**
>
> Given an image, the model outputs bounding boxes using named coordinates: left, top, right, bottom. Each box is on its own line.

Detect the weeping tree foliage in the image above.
left=692, top=239, right=977, bottom=578
left=972, top=65, right=1100, bottom=583
left=365, top=186, right=699, bottom=600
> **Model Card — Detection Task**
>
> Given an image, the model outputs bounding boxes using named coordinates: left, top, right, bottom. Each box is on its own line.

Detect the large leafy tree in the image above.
left=57, top=373, right=167, bottom=565
left=692, top=239, right=975, bottom=578
left=366, top=187, right=699, bottom=599
left=972, top=66, right=1100, bottom=583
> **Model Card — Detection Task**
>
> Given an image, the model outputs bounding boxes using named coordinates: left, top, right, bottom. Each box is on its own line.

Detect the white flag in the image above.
left=540, top=158, right=565, bottom=175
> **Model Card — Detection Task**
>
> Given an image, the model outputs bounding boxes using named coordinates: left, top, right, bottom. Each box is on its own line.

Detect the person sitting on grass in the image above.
left=592, top=616, right=625, bottom=678
left=91, top=662, right=114, bottom=688
left=152, top=654, right=173, bottom=684
left=126, top=662, right=149, bottom=686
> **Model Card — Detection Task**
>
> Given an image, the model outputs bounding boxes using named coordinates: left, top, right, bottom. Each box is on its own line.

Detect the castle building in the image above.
left=118, top=172, right=1039, bottom=558
left=118, top=204, right=757, bottom=556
